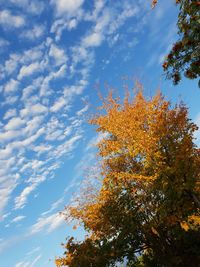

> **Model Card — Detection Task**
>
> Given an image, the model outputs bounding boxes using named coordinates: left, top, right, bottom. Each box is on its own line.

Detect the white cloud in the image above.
left=52, top=64, right=67, bottom=79
left=45, top=129, right=64, bottom=141
left=17, top=62, right=41, bottom=80
left=0, top=10, right=25, bottom=29
left=20, top=25, right=45, bottom=40
left=11, top=215, right=26, bottom=223
left=3, top=109, right=17, bottom=120
left=0, top=146, right=13, bottom=160
left=4, top=117, right=25, bottom=131
left=13, top=127, right=45, bottom=148
left=83, top=32, right=103, bottom=47
left=51, top=18, right=78, bottom=41
left=82, top=10, right=111, bottom=48
left=67, top=18, right=78, bottom=30
left=20, top=103, right=48, bottom=117
left=76, top=104, right=89, bottom=116
left=4, top=54, right=20, bottom=76
left=50, top=97, right=66, bottom=112
left=24, top=116, right=44, bottom=135
left=0, top=125, right=45, bottom=164
left=51, top=0, right=84, bottom=16
left=4, top=79, right=19, bottom=94
left=0, top=212, right=11, bottom=222
left=28, top=1, right=44, bottom=15
left=44, top=117, right=71, bottom=141
left=31, top=144, right=52, bottom=155
left=70, top=46, right=90, bottom=67
left=94, top=9, right=110, bottom=32
left=41, top=197, right=64, bottom=216
left=0, top=130, right=21, bottom=143
left=26, top=174, right=46, bottom=185
left=108, top=4, right=139, bottom=35
left=47, top=213, right=65, bottom=232
left=14, top=184, right=37, bottom=209
left=21, top=46, right=44, bottom=65
left=51, top=134, right=82, bottom=158
left=21, top=85, right=35, bottom=101
left=39, top=64, right=67, bottom=96
left=63, top=83, right=86, bottom=99
left=84, top=0, right=105, bottom=21
left=4, top=95, right=19, bottom=105
left=29, top=212, right=65, bottom=235
left=49, top=44, right=67, bottom=66
left=20, top=160, right=44, bottom=173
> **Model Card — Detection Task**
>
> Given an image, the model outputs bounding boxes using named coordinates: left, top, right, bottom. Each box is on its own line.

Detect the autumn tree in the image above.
left=152, top=0, right=200, bottom=85
left=56, top=88, right=200, bottom=267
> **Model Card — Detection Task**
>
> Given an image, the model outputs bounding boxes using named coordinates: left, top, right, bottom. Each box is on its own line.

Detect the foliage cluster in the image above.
left=55, top=90, right=200, bottom=266
left=153, top=0, right=200, bottom=85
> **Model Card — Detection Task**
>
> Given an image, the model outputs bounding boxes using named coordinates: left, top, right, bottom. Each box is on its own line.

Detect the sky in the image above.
left=0, top=0, right=199, bottom=266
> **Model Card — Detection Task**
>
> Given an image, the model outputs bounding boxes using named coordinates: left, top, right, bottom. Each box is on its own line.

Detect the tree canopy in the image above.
left=153, top=0, right=200, bottom=85
left=55, top=89, right=200, bottom=267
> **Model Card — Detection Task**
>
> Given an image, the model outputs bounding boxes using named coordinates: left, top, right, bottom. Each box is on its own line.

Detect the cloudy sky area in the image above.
left=0, top=0, right=199, bottom=266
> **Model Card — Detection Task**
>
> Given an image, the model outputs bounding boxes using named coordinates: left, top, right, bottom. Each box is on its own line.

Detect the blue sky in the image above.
left=0, top=0, right=199, bottom=266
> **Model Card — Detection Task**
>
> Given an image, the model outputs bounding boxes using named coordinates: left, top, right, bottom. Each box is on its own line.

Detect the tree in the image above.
left=152, top=0, right=200, bottom=85
left=55, top=88, right=200, bottom=266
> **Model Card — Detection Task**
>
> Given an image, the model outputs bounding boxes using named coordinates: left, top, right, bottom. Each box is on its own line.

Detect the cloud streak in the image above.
left=29, top=212, right=65, bottom=235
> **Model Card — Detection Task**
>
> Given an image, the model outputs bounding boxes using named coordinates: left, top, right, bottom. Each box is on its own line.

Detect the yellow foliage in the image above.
left=65, top=89, right=200, bottom=237
left=56, top=87, right=200, bottom=266
left=180, top=221, right=190, bottom=231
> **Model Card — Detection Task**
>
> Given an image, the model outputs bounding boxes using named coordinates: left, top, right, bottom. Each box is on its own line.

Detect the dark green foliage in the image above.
left=162, top=0, right=200, bottom=85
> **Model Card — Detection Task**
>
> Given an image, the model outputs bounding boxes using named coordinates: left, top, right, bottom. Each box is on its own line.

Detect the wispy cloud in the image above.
left=50, top=97, right=67, bottom=113
left=11, top=215, right=26, bottom=223
left=29, top=212, right=65, bottom=235
left=41, top=197, right=64, bottom=217
left=15, top=184, right=38, bottom=210
left=15, top=254, right=42, bottom=267
left=26, top=246, right=41, bottom=256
